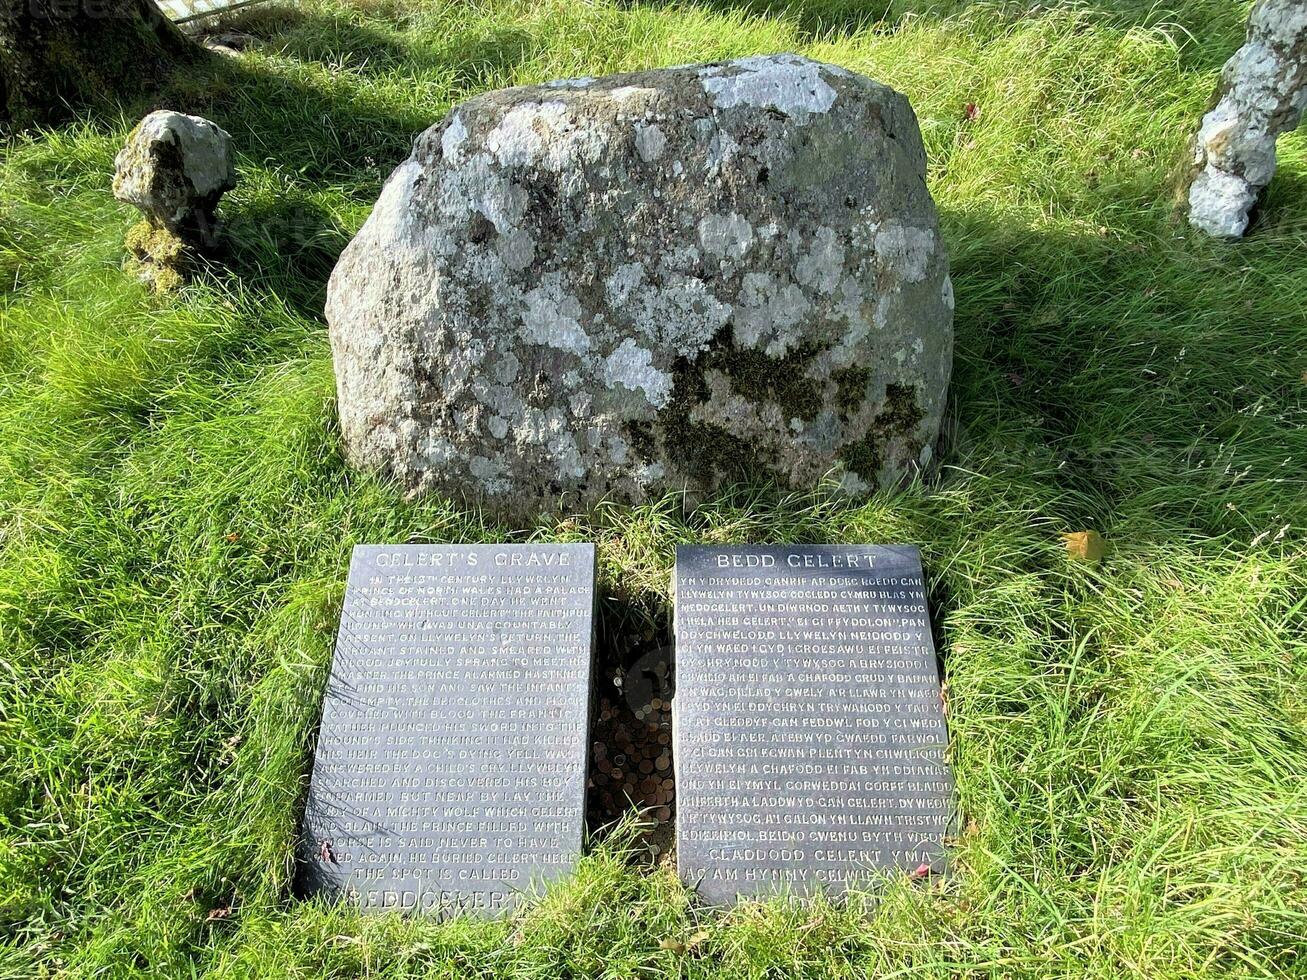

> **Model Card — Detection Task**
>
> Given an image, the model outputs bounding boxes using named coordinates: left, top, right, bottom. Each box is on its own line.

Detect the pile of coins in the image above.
left=588, top=597, right=675, bottom=831
left=589, top=693, right=673, bottom=823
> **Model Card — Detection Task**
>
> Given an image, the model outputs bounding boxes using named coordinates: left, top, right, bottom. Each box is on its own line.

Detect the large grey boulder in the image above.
left=327, top=54, right=953, bottom=521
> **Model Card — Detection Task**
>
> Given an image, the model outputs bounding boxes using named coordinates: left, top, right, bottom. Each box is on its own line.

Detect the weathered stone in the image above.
left=327, top=54, right=953, bottom=521
left=112, top=109, right=237, bottom=248
left=201, top=32, right=260, bottom=58
left=1187, top=0, right=1306, bottom=238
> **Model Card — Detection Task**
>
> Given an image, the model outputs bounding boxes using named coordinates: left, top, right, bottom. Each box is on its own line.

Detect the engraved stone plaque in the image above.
left=673, top=545, right=952, bottom=903
left=299, top=543, right=595, bottom=915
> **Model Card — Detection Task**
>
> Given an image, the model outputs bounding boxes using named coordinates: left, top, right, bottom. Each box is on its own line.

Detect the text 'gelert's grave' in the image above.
left=300, top=543, right=596, bottom=915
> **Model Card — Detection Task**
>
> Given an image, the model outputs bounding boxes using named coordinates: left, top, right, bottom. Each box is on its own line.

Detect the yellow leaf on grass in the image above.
left=1063, top=530, right=1106, bottom=561
left=661, top=930, right=711, bottom=953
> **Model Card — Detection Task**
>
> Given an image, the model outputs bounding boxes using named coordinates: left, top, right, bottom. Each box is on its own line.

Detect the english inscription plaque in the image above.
left=673, top=545, right=952, bottom=903
left=300, top=543, right=596, bottom=915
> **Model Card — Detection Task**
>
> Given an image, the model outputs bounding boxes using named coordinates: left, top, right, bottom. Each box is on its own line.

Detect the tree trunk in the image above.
left=0, top=0, right=198, bottom=129
left=1185, top=0, right=1307, bottom=238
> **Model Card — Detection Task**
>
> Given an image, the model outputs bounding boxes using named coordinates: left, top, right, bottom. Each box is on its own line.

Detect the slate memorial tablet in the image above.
left=673, top=544, right=952, bottom=903
left=300, top=543, right=596, bottom=916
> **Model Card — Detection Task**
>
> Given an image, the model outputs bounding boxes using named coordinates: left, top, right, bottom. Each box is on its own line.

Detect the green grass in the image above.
left=1, top=0, right=1305, bottom=975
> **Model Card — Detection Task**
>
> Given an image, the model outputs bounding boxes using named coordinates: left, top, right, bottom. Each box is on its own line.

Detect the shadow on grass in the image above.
left=124, top=12, right=545, bottom=316
left=137, top=6, right=547, bottom=186
left=939, top=198, right=1305, bottom=545
left=217, top=2, right=544, bottom=90
left=214, top=187, right=352, bottom=317
left=618, top=0, right=1248, bottom=57
left=166, top=49, right=422, bottom=183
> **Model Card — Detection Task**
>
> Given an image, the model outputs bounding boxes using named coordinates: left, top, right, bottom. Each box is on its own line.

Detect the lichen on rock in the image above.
left=1186, top=0, right=1306, bottom=238
left=326, top=54, right=953, bottom=520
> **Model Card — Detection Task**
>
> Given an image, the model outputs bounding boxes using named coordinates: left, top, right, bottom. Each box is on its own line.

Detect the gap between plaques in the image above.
left=588, top=584, right=675, bottom=861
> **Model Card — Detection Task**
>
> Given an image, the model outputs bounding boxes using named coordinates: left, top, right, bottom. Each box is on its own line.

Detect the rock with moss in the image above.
left=113, top=110, right=237, bottom=249
left=327, top=54, right=953, bottom=520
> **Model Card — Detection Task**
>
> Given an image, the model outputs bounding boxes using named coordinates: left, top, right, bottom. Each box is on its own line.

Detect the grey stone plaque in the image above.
left=673, top=545, right=952, bottom=903
left=300, top=543, right=595, bottom=915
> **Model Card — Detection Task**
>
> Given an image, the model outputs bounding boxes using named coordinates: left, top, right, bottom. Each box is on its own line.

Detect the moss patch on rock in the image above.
left=124, top=219, right=188, bottom=293
left=623, top=420, right=657, bottom=462
left=832, top=364, right=872, bottom=414
left=644, top=332, right=828, bottom=485
left=708, top=342, right=823, bottom=420
left=838, top=383, right=925, bottom=481
left=654, top=354, right=765, bottom=485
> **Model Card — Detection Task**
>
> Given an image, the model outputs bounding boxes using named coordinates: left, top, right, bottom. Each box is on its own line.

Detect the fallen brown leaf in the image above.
left=661, top=929, right=711, bottom=954
left=1063, top=530, right=1106, bottom=562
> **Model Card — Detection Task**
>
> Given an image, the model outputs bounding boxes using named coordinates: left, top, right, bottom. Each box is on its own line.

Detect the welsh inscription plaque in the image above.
left=300, top=544, right=596, bottom=915
left=673, top=545, right=952, bottom=903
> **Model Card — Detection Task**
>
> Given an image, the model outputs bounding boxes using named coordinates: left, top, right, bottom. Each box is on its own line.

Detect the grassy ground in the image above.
left=1, top=0, right=1305, bottom=975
